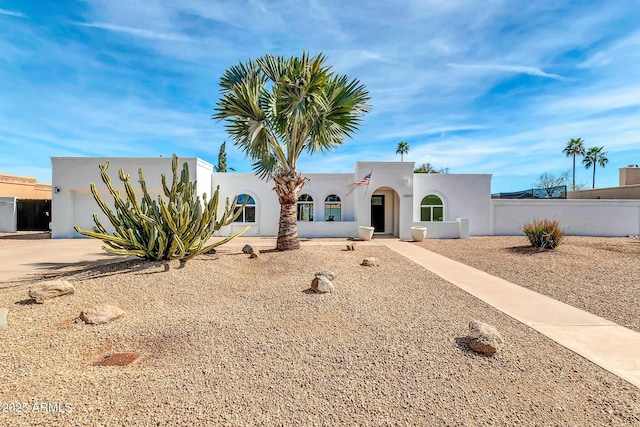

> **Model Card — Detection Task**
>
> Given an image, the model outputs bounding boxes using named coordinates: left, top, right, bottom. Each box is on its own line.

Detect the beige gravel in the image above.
left=414, top=236, right=640, bottom=333
left=0, top=232, right=51, bottom=248
left=1, top=242, right=640, bottom=426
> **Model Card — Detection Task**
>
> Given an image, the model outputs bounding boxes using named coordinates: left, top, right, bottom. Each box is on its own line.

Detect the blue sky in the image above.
left=1, top=1, right=639, bottom=192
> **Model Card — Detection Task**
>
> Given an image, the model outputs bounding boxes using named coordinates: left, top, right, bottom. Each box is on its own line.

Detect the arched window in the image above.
left=297, top=194, right=314, bottom=221
left=233, top=194, right=256, bottom=223
left=420, top=195, right=444, bottom=221
left=324, top=194, right=341, bottom=222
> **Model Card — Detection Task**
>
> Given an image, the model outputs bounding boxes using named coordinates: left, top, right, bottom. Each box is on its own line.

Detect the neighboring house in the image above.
left=50, top=157, right=640, bottom=239
left=0, top=174, right=52, bottom=233
left=567, top=166, right=640, bottom=199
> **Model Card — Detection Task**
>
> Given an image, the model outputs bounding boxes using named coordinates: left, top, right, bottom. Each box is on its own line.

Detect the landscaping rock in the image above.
left=311, top=275, right=335, bottom=293
left=80, top=304, right=126, bottom=325
left=315, top=270, right=337, bottom=281
left=242, top=244, right=254, bottom=254
left=28, top=280, right=75, bottom=304
left=93, top=352, right=141, bottom=366
left=0, top=308, right=6, bottom=332
left=249, top=251, right=259, bottom=259
left=361, top=257, right=380, bottom=267
left=467, top=320, right=504, bottom=356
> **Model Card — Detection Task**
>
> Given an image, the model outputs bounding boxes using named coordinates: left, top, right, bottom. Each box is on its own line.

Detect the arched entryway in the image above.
left=370, top=187, right=400, bottom=236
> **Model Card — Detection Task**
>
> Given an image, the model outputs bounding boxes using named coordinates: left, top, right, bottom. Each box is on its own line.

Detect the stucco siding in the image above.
left=492, top=199, right=640, bottom=236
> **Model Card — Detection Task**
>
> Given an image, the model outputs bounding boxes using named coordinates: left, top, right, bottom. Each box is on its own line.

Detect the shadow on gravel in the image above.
left=454, top=337, right=493, bottom=358
left=0, top=258, right=158, bottom=289
left=504, top=245, right=551, bottom=255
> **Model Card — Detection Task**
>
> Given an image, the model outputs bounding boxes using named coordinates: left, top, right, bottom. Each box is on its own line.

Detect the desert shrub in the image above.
left=74, top=154, right=249, bottom=269
left=523, top=218, right=565, bottom=249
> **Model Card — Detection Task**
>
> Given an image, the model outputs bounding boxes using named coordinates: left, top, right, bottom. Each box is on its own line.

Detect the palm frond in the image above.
left=214, top=52, right=370, bottom=181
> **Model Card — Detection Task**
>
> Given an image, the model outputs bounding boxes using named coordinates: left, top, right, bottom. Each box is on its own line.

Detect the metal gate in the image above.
left=17, top=199, right=51, bottom=231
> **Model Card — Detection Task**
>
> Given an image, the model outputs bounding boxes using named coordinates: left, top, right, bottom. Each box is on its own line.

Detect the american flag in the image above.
left=346, top=172, right=372, bottom=195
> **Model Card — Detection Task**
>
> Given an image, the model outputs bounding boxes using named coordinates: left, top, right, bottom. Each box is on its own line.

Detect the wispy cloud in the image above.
left=0, top=8, right=26, bottom=18
left=74, top=22, right=203, bottom=43
left=447, top=63, right=564, bottom=80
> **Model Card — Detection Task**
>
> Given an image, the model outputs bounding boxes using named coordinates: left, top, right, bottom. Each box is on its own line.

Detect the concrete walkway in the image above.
left=379, top=238, right=640, bottom=389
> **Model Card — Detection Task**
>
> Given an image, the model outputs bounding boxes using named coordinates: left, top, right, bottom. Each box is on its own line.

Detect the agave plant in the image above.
left=74, top=154, right=249, bottom=269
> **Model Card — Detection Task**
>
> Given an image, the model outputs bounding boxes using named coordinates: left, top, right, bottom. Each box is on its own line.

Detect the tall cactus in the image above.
left=74, top=154, right=249, bottom=269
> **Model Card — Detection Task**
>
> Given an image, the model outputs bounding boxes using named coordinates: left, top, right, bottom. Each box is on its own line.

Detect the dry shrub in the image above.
left=523, top=218, right=565, bottom=250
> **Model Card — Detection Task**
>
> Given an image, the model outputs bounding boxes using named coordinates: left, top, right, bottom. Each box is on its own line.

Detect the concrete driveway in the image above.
left=0, top=235, right=123, bottom=282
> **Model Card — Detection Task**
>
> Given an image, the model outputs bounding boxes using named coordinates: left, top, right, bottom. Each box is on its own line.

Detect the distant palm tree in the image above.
left=562, top=138, right=586, bottom=191
left=582, top=146, right=608, bottom=189
left=414, top=163, right=448, bottom=173
left=215, top=141, right=227, bottom=172
left=396, top=141, right=409, bottom=161
left=214, top=53, right=370, bottom=250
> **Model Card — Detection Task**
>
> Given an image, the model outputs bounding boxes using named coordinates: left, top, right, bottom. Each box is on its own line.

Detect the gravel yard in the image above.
left=414, top=236, right=640, bottom=333
left=1, top=242, right=640, bottom=425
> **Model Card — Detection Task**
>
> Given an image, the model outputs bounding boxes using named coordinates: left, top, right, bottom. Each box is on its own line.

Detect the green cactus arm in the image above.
left=90, top=182, right=122, bottom=227
left=100, top=245, right=149, bottom=258
left=73, top=226, right=133, bottom=247
left=121, top=169, right=142, bottom=215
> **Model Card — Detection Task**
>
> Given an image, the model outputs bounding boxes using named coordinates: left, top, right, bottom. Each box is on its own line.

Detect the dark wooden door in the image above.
left=371, top=195, right=385, bottom=232
left=17, top=199, right=51, bottom=231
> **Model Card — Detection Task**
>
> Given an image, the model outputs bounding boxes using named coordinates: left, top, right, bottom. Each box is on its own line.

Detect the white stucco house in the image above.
left=51, top=157, right=490, bottom=240
left=50, top=156, right=640, bottom=239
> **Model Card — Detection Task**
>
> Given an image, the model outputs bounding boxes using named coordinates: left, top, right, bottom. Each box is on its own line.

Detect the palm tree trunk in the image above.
left=273, top=171, right=307, bottom=251
left=276, top=200, right=299, bottom=250
left=572, top=155, right=576, bottom=191
left=592, top=164, right=596, bottom=189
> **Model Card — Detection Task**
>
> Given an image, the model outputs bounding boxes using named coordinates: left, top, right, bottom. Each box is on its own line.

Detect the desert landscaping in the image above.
left=415, top=236, right=640, bottom=333
left=1, top=234, right=640, bottom=425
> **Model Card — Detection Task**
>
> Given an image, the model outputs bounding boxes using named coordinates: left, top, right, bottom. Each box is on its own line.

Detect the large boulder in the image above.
left=0, top=307, right=6, bottom=332
left=311, top=275, right=335, bottom=293
left=80, top=304, right=126, bottom=325
left=467, top=320, right=504, bottom=356
left=28, top=280, right=75, bottom=304
left=315, top=270, right=337, bottom=281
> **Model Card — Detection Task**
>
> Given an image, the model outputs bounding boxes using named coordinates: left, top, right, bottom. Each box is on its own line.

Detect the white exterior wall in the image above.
left=51, top=157, right=208, bottom=238
left=0, top=196, right=17, bottom=232
left=492, top=199, right=640, bottom=236
left=214, top=172, right=359, bottom=238
left=412, top=173, right=492, bottom=236
left=51, top=156, right=639, bottom=240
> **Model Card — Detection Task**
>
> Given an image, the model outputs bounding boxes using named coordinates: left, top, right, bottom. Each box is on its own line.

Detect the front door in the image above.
left=371, top=195, right=385, bottom=232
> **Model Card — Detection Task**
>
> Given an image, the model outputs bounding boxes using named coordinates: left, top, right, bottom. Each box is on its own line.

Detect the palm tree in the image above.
left=215, top=141, right=227, bottom=172
left=582, top=146, right=608, bottom=189
left=562, top=137, right=586, bottom=191
left=213, top=53, right=370, bottom=250
left=414, top=163, right=449, bottom=174
left=396, top=141, right=409, bottom=161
